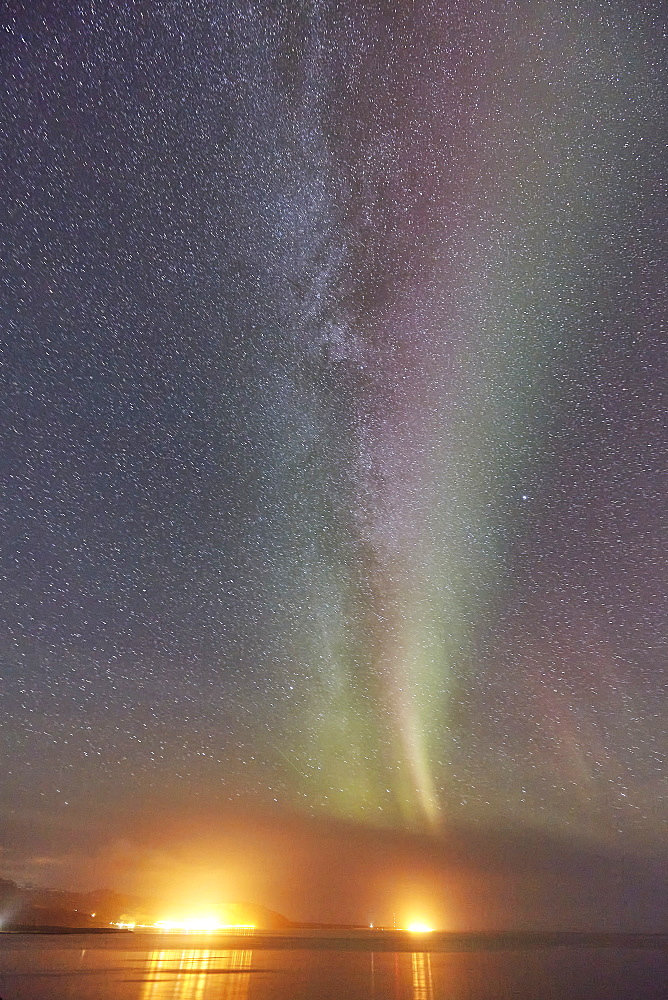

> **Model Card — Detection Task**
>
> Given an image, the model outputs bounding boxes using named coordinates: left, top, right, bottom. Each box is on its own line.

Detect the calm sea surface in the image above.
left=1, top=931, right=667, bottom=1000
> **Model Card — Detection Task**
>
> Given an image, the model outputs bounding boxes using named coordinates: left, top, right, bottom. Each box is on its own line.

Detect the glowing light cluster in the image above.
left=112, top=918, right=255, bottom=934
left=405, top=922, right=434, bottom=933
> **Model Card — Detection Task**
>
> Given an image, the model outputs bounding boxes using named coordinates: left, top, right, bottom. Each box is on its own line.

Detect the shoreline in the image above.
left=2, top=929, right=667, bottom=951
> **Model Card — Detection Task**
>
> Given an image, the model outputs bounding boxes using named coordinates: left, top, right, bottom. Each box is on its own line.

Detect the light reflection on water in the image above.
left=137, top=948, right=433, bottom=1000
left=140, top=949, right=252, bottom=1000
left=411, top=952, right=433, bottom=1000
left=1, top=935, right=667, bottom=1000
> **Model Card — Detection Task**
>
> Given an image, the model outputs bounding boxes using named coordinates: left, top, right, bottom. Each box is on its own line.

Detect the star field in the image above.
left=0, top=0, right=666, bottom=896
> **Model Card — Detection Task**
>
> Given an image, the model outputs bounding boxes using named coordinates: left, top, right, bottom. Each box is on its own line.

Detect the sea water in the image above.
left=0, top=931, right=666, bottom=1000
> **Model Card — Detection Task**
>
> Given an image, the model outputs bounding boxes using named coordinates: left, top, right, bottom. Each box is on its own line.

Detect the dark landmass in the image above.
left=0, top=877, right=289, bottom=931
left=3, top=926, right=133, bottom=935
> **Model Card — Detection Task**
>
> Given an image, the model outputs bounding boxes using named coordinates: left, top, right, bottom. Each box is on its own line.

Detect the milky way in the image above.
left=0, top=0, right=666, bottom=891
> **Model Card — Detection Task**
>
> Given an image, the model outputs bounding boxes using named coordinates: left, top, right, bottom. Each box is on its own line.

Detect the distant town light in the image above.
left=111, top=917, right=255, bottom=933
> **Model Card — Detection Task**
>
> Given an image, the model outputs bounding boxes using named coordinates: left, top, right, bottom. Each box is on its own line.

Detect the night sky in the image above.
left=1, top=0, right=666, bottom=929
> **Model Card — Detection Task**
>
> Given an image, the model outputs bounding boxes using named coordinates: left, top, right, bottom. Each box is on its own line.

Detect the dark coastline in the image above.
left=0, top=926, right=133, bottom=935
left=2, top=929, right=666, bottom=951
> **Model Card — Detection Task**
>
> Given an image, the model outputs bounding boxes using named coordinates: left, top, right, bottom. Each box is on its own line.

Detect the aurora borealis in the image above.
left=1, top=1, right=666, bottom=927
